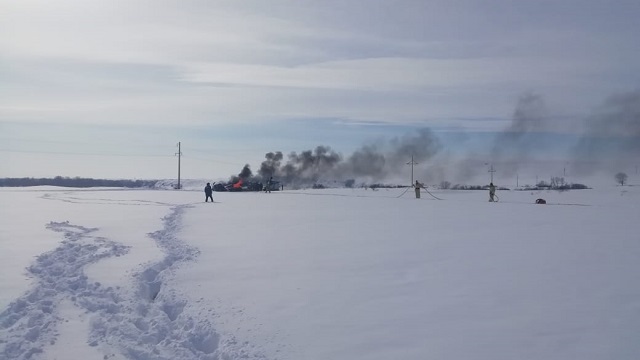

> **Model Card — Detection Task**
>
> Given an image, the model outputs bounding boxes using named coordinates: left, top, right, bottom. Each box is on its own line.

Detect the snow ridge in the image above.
left=0, top=221, right=129, bottom=359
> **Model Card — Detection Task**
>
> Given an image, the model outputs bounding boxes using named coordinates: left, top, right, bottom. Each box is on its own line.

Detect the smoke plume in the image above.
left=573, top=90, right=640, bottom=175
left=488, top=89, right=640, bottom=179
left=253, top=128, right=442, bottom=188
left=228, top=164, right=253, bottom=183
left=491, top=92, right=549, bottom=177
left=223, top=90, right=640, bottom=188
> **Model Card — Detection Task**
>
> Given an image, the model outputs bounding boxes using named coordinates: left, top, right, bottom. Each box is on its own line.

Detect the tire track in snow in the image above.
left=1, top=203, right=267, bottom=360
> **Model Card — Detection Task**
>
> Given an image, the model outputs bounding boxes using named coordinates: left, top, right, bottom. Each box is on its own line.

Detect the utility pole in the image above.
left=488, top=164, right=496, bottom=183
left=175, top=142, right=182, bottom=189
left=406, top=154, right=418, bottom=185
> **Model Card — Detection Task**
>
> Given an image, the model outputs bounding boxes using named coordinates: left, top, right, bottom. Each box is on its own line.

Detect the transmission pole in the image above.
left=406, top=154, right=418, bottom=185
left=488, top=164, right=496, bottom=183
left=175, top=142, right=182, bottom=189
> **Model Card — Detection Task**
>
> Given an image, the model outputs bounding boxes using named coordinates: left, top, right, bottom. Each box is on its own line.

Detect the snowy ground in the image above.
left=1, top=184, right=639, bottom=360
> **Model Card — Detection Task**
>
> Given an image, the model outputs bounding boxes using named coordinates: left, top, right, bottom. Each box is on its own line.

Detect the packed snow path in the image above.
left=0, top=221, right=129, bottom=358
left=0, top=199, right=265, bottom=360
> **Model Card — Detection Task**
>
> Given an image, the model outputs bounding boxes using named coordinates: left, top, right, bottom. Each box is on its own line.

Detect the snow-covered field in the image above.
left=1, top=184, right=639, bottom=360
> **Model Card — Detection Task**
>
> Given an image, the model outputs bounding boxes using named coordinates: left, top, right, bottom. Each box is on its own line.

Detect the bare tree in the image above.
left=615, top=172, right=628, bottom=186
left=439, top=181, right=451, bottom=189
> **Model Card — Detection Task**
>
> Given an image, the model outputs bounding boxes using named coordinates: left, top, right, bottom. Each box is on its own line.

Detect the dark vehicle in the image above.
left=264, top=180, right=280, bottom=192
left=213, top=180, right=269, bottom=192
left=212, top=183, right=227, bottom=192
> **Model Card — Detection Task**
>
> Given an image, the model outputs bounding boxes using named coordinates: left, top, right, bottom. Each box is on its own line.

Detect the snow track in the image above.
left=91, top=205, right=264, bottom=360
left=0, top=221, right=129, bottom=359
left=1, top=200, right=266, bottom=360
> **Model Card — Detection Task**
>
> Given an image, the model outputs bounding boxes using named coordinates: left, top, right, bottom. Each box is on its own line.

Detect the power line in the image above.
left=182, top=155, right=245, bottom=166
left=185, top=146, right=271, bottom=155
left=0, top=148, right=173, bottom=158
left=2, top=148, right=251, bottom=167
left=1, top=137, right=172, bottom=151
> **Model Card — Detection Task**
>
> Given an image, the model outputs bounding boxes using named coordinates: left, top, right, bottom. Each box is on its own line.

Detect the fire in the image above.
left=233, top=179, right=243, bottom=189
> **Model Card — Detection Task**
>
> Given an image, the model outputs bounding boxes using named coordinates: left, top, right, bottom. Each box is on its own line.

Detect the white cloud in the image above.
left=1, top=0, right=638, bottom=129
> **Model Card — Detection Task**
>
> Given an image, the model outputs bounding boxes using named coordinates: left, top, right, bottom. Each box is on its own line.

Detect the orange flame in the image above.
left=233, top=179, right=243, bottom=188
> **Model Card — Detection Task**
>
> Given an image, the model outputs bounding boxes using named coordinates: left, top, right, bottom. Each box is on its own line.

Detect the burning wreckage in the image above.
left=212, top=164, right=280, bottom=192
left=212, top=178, right=280, bottom=192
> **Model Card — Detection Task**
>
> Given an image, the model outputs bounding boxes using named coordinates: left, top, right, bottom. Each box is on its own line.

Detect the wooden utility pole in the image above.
left=406, top=154, right=418, bottom=185
left=175, top=142, right=182, bottom=189
left=488, top=164, right=496, bottom=183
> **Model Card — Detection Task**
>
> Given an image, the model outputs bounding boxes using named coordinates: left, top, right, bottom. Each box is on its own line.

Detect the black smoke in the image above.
left=343, top=145, right=386, bottom=177
left=259, top=152, right=284, bottom=178
left=259, top=146, right=343, bottom=187
left=491, top=92, right=549, bottom=177
left=252, top=128, right=442, bottom=188
left=573, top=90, right=640, bottom=175
left=238, top=164, right=252, bottom=179
left=228, top=164, right=253, bottom=184
left=487, top=89, right=640, bottom=180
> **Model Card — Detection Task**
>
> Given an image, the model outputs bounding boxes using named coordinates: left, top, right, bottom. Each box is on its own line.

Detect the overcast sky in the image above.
left=2, top=0, right=639, bottom=181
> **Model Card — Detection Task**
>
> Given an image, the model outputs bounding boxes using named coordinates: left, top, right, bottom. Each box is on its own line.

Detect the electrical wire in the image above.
left=395, top=186, right=444, bottom=200
left=422, top=186, right=443, bottom=200
left=395, top=186, right=411, bottom=198
left=0, top=148, right=173, bottom=158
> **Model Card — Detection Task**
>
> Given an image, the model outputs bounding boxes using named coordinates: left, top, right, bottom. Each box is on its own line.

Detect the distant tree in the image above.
left=536, top=181, right=549, bottom=188
left=439, top=181, right=451, bottom=189
left=615, top=172, right=628, bottom=186
left=0, top=177, right=157, bottom=188
left=344, top=179, right=355, bottom=188
left=570, top=183, right=588, bottom=189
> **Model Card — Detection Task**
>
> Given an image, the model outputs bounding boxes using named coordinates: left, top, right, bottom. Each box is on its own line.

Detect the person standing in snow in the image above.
left=204, top=182, right=213, bottom=202
left=414, top=180, right=423, bottom=199
left=489, top=182, right=496, bottom=202
left=264, top=177, right=273, bottom=193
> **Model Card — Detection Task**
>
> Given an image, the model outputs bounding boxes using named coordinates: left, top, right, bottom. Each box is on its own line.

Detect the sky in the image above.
left=1, top=0, right=639, bottom=181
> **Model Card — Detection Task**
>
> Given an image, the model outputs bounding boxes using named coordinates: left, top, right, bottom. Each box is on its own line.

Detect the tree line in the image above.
left=0, top=176, right=158, bottom=188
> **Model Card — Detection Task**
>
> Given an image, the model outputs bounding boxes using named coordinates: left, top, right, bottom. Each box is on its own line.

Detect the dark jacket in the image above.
left=204, top=184, right=212, bottom=195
